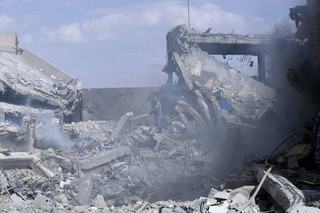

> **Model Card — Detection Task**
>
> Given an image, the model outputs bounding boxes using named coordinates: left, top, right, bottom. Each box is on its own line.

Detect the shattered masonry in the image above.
left=0, top=0, right=320, bottom=213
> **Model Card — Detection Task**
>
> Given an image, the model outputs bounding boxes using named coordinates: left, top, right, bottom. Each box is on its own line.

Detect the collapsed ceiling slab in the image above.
left=163, top=26, right=275, bottom=125
left=0, top=33, right=81, bottom=123
left=178, top=48, right=275, bottom=122
left=165, top=25, right=270, bottom=81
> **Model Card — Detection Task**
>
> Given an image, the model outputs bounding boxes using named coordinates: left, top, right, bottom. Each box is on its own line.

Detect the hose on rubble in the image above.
left=265, top=128, right=311, bottom=167
left=237, top=129, right=310, bottom=212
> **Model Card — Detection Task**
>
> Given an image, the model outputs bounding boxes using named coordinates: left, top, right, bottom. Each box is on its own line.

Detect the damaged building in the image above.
left=0, top=0, right=320, bottom=213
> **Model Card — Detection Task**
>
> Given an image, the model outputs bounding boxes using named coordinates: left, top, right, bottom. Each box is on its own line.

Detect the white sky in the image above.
left=0, top=0, right=306, bottom=88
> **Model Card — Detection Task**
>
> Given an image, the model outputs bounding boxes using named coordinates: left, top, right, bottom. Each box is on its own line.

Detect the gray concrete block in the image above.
left=75, top=177, right=93, bottom=205
left=110, top=112, right=134, bottom=140
left=79, top=146, right=131, bottom=171
left=252, top=164, right=305, bottom=211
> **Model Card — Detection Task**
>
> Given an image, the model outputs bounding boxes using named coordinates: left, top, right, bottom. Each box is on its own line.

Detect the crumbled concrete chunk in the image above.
left=214, top=191, right=231, bottom=200
left=32, top=194, right=53, bottom=211
left=230, top=193, right=248, bottom=209
left=209, top=201, right=229, bottom=213
left=10, top=194, right=24, bottom=207
left=79, top=146, right=131, bottom=171
left=93, top=195, right=107, bottom=209
left=110, top=112, right=134, bottom=140
left=75, top=177, right=93, bottom=205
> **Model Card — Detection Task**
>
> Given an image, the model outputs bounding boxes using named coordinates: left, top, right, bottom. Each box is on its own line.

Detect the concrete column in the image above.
left=21, top=116, right=36, bottom=151
left=258, top=54, right=266, bottom=82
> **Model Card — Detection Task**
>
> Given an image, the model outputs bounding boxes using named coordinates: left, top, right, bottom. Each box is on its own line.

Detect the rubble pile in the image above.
left=0, top=51, right=81, bottom=118
left=0, top=118, right=250, bottom=212
left=1, top=1, right=320, bottom=212
left=1, top=113, right=319, bottom=213
left=161, top=25, right=275, bottom=131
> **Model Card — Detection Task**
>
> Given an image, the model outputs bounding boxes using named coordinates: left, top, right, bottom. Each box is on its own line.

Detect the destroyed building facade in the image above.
left=0, top=1, right=320, bottom=212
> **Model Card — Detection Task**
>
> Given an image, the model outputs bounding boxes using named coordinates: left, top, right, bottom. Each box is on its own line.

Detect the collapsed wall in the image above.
left=163, top=25, right=275, bottom=125
left=155, top=26, right=277, bottom=173
left=1, top=2, right=320, bottom=211
left=0, top=33, right=81, bottom=149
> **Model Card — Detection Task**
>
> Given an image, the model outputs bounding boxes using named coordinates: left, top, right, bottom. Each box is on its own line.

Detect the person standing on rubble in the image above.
left=150, top=96, right=163, bottom=133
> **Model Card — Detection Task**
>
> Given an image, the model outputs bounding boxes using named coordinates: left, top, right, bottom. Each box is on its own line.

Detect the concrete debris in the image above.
left=0, top=1, right=319, bottom=212
left=10, top=194, right=25, bottom=207
left=75, top=177, right=93, bottom=205
left=110, top=112, right=134, bottom=140
left=208, top=201, right=229, bottom=213
left=92, top=194, right=107, bottom=209
left=171, top=121, right=186, bottom=133
left=214, top=191, right=231, bottom=200
left=78, top=146, right=131, bottom=171
left=223, top=174, right=258, bottom=189
left=32, top=193, right=53, bottom=211
left=252, top=164, right=306, bottom=211
left=162, top=25, right=275, bottom=134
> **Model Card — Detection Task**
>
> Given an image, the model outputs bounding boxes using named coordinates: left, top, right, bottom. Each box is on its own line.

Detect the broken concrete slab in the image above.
left=186, top=49, right=275, bottom=123
left=153, top=133, right=179, bottom=152
left=165, top=25, right=270, bottom=81
left=55, top=194, right=69, bottom=207
left=252, top=164, right=306, bottom=211
left=93, top=195, right=107, bottom=209
left=164, top=28, right=275, bottom=124
left=0, top=152, right=54, bottom=179
left=0, top=51, right=81, bottom=117
left=75, top=177, right=94, bottom=205
left=79, top=146, right=131, bottom=171
left=31, top=157, right=55, bottom=178
left=110, top=112, right=134, bottom=140
left=172, top=52, right=194, bottom=90
left=214, top=191, right=231, bottom=200
left=291, top=205, right=320, bottom=213
left=32, top=194, right=53, bottom=211
left=194, top=89, right=212, bottom=126
left=177, top=100, right=207, bottom=131
left=175, top=105, right=197, bottom=134
left=223, top=174, right=258, bottom=189
left=208, top=201, right=229, bottom=213
left=10, top=194, right=25, bottom=207
left=0, top=152, right=34, bottom=169
left=229, top=193, right=248, bottom=209
left=194, top=80, right=222, bottom=126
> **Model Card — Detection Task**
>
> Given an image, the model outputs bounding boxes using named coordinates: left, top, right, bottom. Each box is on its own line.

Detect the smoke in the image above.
left=240, top=14, right=314, bottom=162
left=34, top=115, right=74, bottom=149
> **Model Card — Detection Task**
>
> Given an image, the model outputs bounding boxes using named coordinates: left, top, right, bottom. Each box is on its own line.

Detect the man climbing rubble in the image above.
left=149, top=96, right=163, bottom=134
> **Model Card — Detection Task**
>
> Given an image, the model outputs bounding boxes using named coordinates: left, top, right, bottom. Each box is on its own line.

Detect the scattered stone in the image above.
left=93, top=195, right=107, bottom=209
left=55, top=194, right=69, bottom=207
